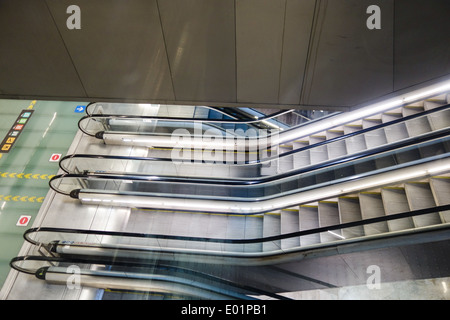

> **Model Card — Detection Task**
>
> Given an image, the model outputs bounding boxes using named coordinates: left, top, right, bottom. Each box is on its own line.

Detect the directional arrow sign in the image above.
left=74, top=105, right=86, bottom=113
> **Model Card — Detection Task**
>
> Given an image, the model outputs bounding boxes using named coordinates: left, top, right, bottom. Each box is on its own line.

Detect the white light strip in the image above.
left=402, top=82, right=450, bottom=104
left=42, top=112, right=58, bottom=138
left=327, top=230, right=345, bottom=239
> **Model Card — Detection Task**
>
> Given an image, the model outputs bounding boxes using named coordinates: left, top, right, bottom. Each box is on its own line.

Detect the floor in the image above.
left=0, top=98, right=84, bottom=287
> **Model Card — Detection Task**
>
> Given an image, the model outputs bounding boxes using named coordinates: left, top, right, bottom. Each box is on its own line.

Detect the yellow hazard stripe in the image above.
left=0, top=194, right=45, bottom=203
left=27, top=100, right=37, bottom=110
left=0, top=172, right=55, bottom=180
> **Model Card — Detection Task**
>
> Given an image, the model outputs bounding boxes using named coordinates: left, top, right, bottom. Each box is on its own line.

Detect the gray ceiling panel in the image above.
left=46, top=0, right=175, bottom=101
left=0, top=0, right=448, bottom=110
left=0, top=0, right=85, bottom=98
left=301, top=0, right=394, bottom=107
left=236, top=0, right=285, bottom=104
left=158, top=0, right=236, bottom=103
left=278, top=0, right=316, bottom=105
left=394, top=0, right=450, bottom=91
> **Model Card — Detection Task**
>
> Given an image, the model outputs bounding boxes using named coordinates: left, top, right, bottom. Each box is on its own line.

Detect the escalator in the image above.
left=50, top=93, right=450, bottom=251
left=36, top=100, right=450, bottom=242
left=8, top=85, right=450, bottom=299
left=78, top=86, right=449, bottom=161
left=59, top=102, right=450, bottom=179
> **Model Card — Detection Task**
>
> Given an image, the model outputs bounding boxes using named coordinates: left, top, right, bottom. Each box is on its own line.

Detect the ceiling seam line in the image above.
left=43, top=0, right=89, bottom=98
left=277, top=0, right=288, bottom=106
left=299, top=0, right=320, bottom=106
left=155, top=0, right=177, bottom=101
left=393, top=0, right=395, bottom=92
left=234, top=0, right=238, bottom=104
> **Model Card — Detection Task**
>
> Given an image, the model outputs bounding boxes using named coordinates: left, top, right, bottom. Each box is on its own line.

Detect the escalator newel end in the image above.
left=95, top=131, right=105, bottom=139
left=35, top=267, right=49, bottom=280
left=70, top=189, right=81, bottom=199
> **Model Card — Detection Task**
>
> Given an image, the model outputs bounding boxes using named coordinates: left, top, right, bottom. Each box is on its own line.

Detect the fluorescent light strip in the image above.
left=327, top=230, right=345, bottom=239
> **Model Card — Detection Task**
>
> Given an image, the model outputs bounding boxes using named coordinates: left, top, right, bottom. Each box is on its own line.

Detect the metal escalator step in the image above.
left=402, top=105, right=424, bottom=116
left=262, top=212, right=281, bottom=252
left=244, top=215, right=263, bottom=252
left=381, top=187, right=415, bottom=231
left=344, top=133, right=367, bottom=154
left=430, top=176, right=450, bottom=223
left=394, top=146, right=422, bottom=164
left=359, top=192, right=389, bottom=235
left=424, top=99, right=447, bottom=110
left=280, top=208, right=300, bottom=249
left=384, top=121, right=409, bottom=143
left=338, top=197, right=364, bottom=239
left=405, top=116, right=432, bottom=137
left=224, top=215, right=247, bottom=253
left=327, top=128, right=345, bottom=135
left=299, top=205, right=320, bottom=246
left=426, top=107, right=450, bottom=130
left=362, top=118, right=382, bottom=129
left=327, top=138, right=347, bottom=160
left=310, top=144, right=328, bottom=165
left=405, top=182, right=442, bottom=227
left=364, top=127, right=388, bottom=149
left=292, top=140, right=311, bottom=169
left=383, top=107, right=403, bottom=115
left=318, top=201, right=341, bottom=243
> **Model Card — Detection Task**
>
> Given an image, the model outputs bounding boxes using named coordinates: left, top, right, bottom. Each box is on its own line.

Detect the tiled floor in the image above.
left=0, top=99, right=84, bottom=287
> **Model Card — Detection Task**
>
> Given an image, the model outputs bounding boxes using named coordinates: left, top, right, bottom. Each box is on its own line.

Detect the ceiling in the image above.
left=0, top=0, right=449, bottom=111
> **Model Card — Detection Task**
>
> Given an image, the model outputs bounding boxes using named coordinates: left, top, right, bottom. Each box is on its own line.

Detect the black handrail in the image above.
left=79, top=108, right=295, bottom=137
left=79, top=105, right=343, bottom=139
left=82, top=103, right=449, bottom=154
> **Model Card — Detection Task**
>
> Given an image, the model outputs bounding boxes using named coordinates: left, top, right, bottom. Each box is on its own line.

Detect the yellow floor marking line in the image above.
left=27, top=100, right=37, bottom=110
left=0, top=172, right=55, bottom=180
left=0, top=194, right=45, bottom=203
